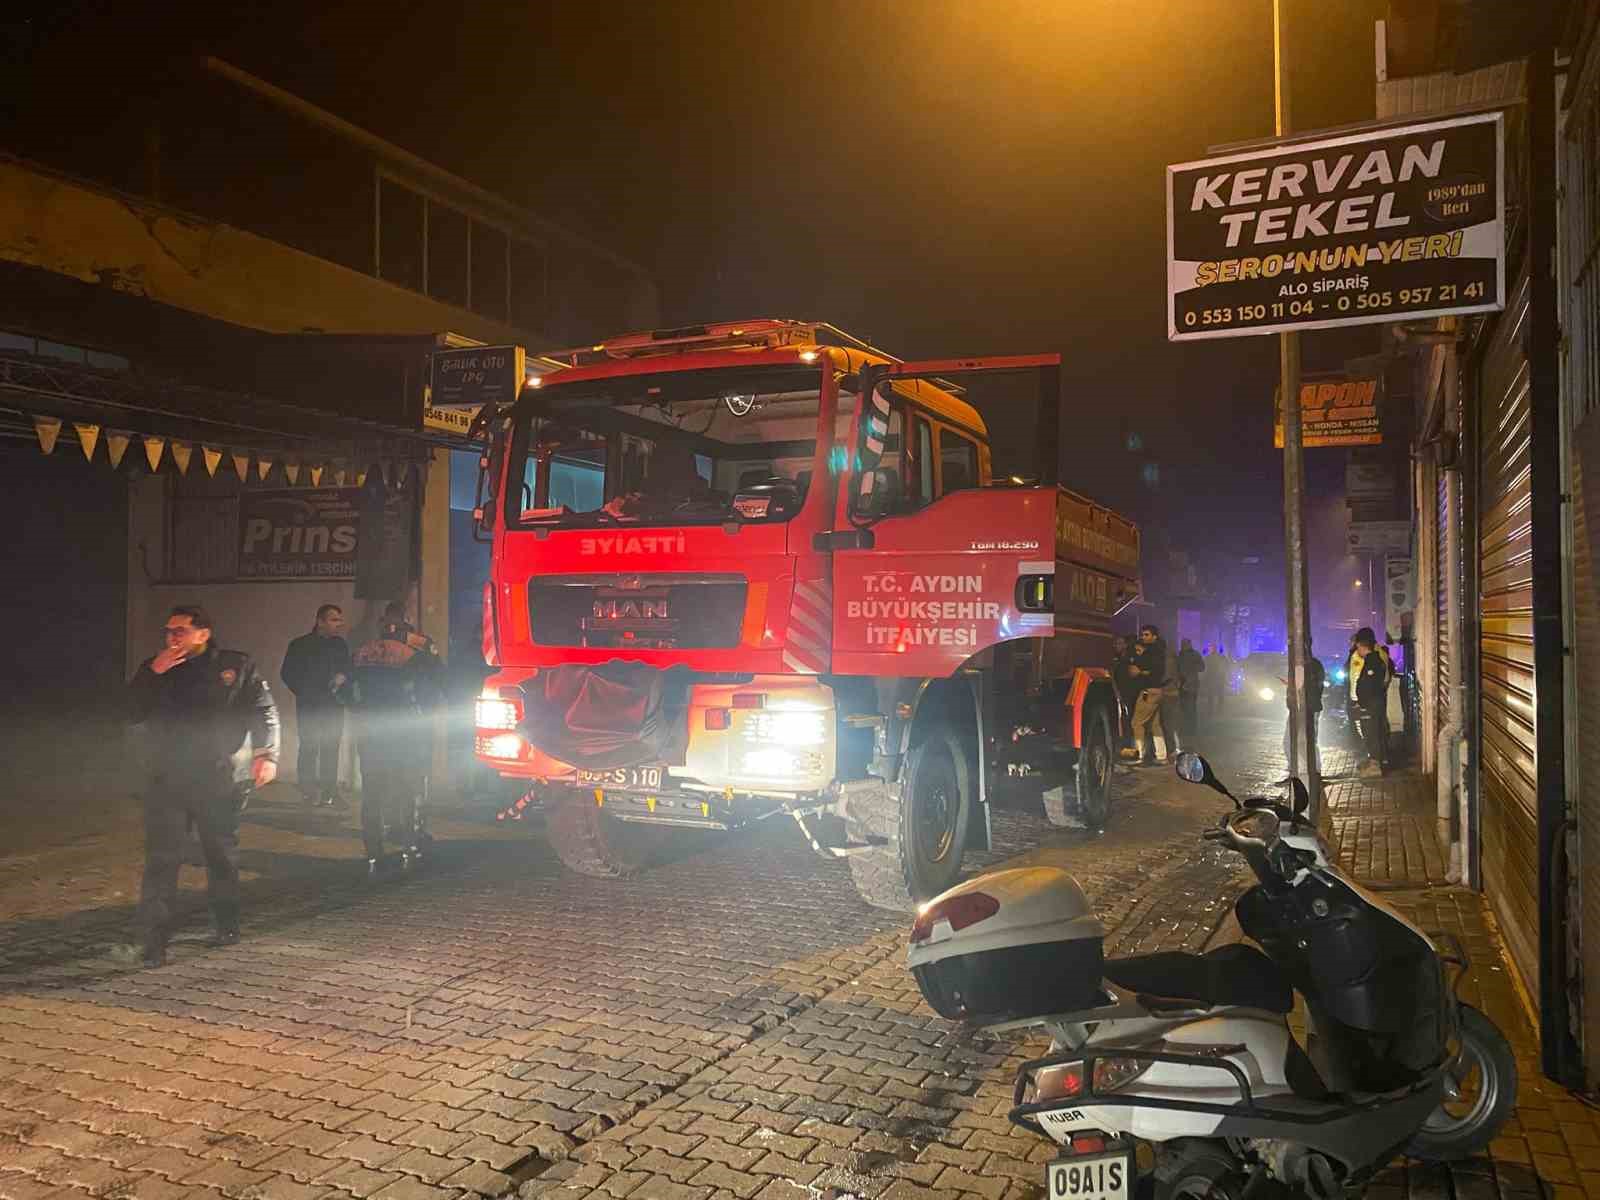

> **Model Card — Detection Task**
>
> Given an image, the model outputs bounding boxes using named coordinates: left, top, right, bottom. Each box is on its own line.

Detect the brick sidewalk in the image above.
left=0, top=726, right=1585, bottom=1200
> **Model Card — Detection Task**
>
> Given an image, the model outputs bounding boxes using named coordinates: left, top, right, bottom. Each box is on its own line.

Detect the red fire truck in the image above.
left=471, top=320, right=1140, bottom=910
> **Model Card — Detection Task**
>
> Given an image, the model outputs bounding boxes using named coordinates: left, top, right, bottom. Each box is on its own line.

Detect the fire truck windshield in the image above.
left=507, top=364, right=834, bottom=528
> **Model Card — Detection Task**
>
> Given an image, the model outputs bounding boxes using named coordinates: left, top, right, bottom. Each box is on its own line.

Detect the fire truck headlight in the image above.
left=475, top=697, right=521, bottom=730
left=477, top=732, right=526, bottom=759
left=742, top=710, right=827, bottom=747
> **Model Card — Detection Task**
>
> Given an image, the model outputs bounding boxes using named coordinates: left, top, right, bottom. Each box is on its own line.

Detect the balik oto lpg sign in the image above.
left=1167, top=112, right=1504, bottom=340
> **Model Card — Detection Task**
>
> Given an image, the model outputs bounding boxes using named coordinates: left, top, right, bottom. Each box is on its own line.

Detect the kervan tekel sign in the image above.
left=1167, top=112, right=1504, bottom=340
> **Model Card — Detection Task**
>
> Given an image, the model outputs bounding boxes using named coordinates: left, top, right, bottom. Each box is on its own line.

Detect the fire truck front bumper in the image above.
left=475, top=674, right=838, bottom=800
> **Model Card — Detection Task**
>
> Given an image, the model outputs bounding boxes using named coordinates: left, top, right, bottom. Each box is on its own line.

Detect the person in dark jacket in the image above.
left=1128, top=624, right=1171, bottom=765
left=1281, top=636, right=1325, bottom=777
left=1110, top=635, right=1135, bottom=755
left=1177, top=639, right=1205, bottom=738
left=280, top=604, right=351, bottom=807
left=1352, top=627, right=1390, bottom=776
left=119, top=605, right=279, bottom=966
left=351, top=602, right=444, bottom=874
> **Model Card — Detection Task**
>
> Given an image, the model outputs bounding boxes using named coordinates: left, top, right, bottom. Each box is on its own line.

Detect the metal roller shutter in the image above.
left=1477, top=265, right=1540, bottom=998
left=1438, top=468, right=1453, bottom=728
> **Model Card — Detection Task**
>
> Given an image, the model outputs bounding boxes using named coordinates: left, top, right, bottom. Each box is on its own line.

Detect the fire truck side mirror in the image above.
left=854, top=467, right=901, bottom=518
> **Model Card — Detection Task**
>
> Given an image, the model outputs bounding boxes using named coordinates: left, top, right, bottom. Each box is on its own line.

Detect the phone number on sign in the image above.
left=1181, top=279, right=1489, bottom=329
left=1182, top=300, right=1314, bottom=327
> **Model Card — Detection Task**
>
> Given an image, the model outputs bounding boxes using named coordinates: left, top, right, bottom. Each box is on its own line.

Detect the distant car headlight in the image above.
left=1257, top=686, right=1275, bottom=702
left=1334, top=668, right=1348, bottom=683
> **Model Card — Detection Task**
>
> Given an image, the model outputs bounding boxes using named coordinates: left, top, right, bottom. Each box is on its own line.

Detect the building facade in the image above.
left=0, top=60, right=653, bottom=807
left=1382, top=0, right=1597, bottom=1086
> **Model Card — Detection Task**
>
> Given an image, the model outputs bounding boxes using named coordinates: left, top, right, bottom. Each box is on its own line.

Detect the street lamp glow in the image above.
left=1353, top=579, right=1363, bottom=587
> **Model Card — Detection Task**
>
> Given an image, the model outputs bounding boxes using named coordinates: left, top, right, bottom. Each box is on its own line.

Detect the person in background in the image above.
left=1128, top=624, right=1170, bottom=766
left=280, top=604, right=351, bottom=808
left=350, top=602, right=444, bottom=875
left=1352, top=627, right=1390, bottom=777
left=1177, top=638, right=1205, bottom=739
left=119, top=605, right=278, bottom=966
left=1159, top=633, right=1183, bottom=755
left=1110, top=634, right=1136, bottom=757
left=1281, top=636, right=1325, bottom=778
left=1379, top=637, right=1402, bottom=745
left=1345, top=634, right=1367, bottom=751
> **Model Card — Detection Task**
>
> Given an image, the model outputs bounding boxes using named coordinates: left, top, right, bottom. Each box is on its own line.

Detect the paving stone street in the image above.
left=0, top=715, right=1578, bottom=1200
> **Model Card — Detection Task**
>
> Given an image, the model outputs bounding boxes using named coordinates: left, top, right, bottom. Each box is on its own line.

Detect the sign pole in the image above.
left=1275, top=0, right=1319, bottom=817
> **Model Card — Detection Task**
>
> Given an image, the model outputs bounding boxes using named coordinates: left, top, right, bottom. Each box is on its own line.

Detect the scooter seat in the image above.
left=1102, top=943, right=1293, bottom=1014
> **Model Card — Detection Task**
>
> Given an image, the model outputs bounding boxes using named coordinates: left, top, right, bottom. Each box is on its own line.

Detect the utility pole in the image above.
left=1275, top=0, right=1320, bottom=818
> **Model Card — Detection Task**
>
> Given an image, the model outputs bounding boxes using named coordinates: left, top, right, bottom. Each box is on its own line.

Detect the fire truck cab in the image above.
left=472, top=319, right=1140, bottom=910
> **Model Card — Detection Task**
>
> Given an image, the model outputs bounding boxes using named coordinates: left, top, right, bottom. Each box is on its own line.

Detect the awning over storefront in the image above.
left=0, top=338, right=457, bottom=483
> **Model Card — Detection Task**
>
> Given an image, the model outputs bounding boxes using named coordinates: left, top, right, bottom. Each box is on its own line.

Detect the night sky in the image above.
left=6, top=0, right=1387, bottom=566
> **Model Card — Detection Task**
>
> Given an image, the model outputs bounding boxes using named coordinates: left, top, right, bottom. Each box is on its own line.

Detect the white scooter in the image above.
left=906, top=753, right=1516, bottom=1200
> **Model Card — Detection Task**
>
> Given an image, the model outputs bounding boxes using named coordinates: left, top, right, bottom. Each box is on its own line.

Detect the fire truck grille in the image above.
left=528, top=575, right=747, bottom=648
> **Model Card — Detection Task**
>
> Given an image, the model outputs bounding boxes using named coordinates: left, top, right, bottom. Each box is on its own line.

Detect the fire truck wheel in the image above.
left=1076, top=706, right=1116, bottom=832
left=848, top=729, right=969, bottom=912
left=544, top=789, right=667, bottom=878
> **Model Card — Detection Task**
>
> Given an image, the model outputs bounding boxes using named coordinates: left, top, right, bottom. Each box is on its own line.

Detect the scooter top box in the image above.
left=908, top=868, right=1105, bottom=1022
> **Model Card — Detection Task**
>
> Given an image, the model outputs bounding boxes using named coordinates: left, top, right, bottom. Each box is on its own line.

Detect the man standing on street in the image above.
left=351, top=602, right=443, bottom=875
left=1110, top=634, right=1136, bottom=758
left=280, top=604, right=351, bottom=807
left=1282, top=636, right=1325, bottom=778
left=1128, top=624, right=1170, bottom=766
left=1353, top=627, right=1390, bottom=777
left=1177, top=638, right=1205, bottom=740
left=120, top=606, right=278, bottom=966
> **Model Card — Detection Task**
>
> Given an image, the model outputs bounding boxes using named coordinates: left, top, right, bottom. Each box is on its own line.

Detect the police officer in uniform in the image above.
left=119, top=605, right=279, bottom=966
left=351, top=602, right=442, bottom=875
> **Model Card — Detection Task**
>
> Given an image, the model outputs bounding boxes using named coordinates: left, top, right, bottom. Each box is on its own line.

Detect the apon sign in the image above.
left=1274, top=373, right=1382, bottom=448
left=1167, top=112, right=1504, bottom=339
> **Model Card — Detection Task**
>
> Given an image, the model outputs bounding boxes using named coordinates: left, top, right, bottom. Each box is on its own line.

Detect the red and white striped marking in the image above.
left=784, top=576, right=833, bottom=674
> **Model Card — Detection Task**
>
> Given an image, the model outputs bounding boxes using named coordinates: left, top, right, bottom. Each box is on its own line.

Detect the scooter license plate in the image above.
left=574, top=765, right=664, bottom=791
left=1047, top=1149, right=1133, bottom=1200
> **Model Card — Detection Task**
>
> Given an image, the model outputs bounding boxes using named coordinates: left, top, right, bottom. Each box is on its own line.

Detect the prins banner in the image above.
left=1167, top=112, right=1504, bottom=340
left=238, top=488, right=362, bottom=580
left=237, top=484, right=415, bottom=589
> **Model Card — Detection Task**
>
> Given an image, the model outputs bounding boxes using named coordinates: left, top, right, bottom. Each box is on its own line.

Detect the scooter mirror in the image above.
left=1175, top=753, right=1210, bottom=785
left=1175, top=752, right=1239, bottom=806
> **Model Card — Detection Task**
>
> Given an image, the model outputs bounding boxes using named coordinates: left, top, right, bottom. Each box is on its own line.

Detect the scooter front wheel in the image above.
left=1404, top=1004, right=1518, bottom=1162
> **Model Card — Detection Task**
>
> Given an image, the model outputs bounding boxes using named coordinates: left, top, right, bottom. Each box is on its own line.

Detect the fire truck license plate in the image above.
left=1047, top=1150, right=1132, bottom=1200
left=575, top=766, right=664, bottom=791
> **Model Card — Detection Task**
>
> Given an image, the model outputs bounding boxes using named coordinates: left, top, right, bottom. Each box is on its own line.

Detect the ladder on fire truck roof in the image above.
left=532, top=319, right=927, bottom=376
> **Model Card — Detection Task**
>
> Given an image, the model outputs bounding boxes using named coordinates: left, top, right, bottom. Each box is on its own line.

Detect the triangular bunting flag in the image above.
left=106, top=432, right=131, bottom=469
left=257, top=459, right=274, bottom=482
left=232, top=453, right=250, bottom=483
left=73, top=423, right=100, bottom=462
left=285, top=463, right=300, bottom=485
left=356, top=470, right=367, bottom=487
left=334, top=465, right=348, bottom=486
left=202, top=446, right=222, bottom=477
left=143, top=436, right=165, bottom=473
left=310, top=465, right=324, bottom=487
left=170, top=441, right=192, bottom=475
left=33, top=416, right=62, bottom=455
